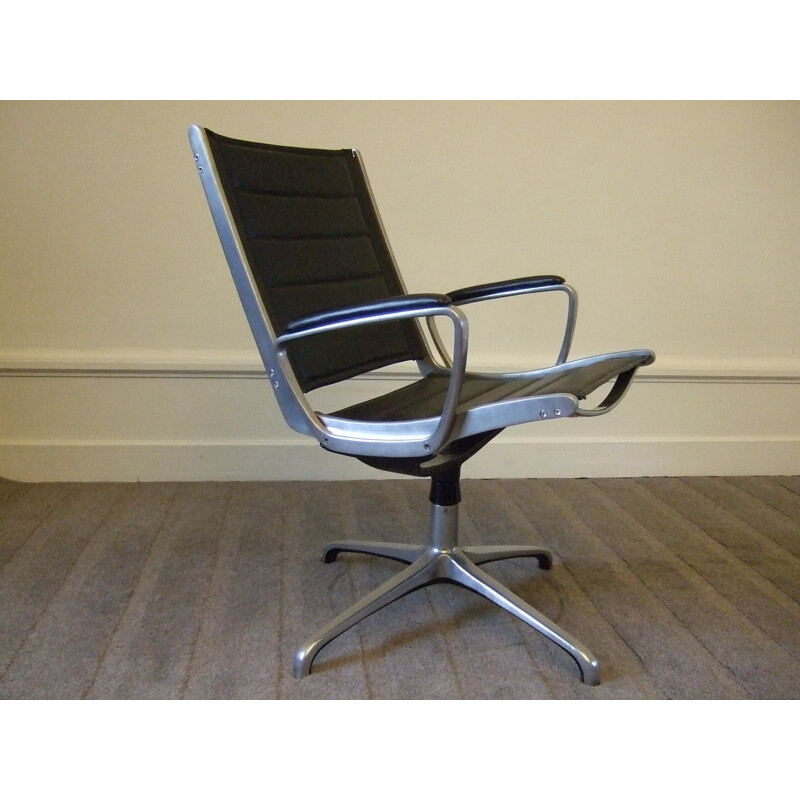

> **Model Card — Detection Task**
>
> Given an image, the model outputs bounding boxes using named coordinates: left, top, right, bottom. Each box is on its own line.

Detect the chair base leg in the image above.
left=293, top=500, right=600, bottom=685
left=322, top=540, right=553, bottom=569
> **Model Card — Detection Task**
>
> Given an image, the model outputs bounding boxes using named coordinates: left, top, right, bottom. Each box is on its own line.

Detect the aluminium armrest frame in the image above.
left=428, top=275, right=578, bottom=370
left=276, top=296, right=470, bottom=458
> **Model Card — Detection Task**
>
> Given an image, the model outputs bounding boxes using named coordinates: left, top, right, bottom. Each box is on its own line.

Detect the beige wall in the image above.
left=1, top=101, right=798, bottom=480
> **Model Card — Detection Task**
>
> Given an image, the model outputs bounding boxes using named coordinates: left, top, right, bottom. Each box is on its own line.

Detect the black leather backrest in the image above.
left=204, top=129, right=429, bottom=391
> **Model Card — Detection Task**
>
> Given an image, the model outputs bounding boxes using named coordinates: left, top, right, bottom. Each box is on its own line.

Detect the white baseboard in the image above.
left=2, top=437, right=798, bottom=483
left=2, top=348, right=798, bottom=482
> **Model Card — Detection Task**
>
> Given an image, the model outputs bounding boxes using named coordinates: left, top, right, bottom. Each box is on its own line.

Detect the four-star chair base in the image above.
left=293, top=469, right=601, bottom=685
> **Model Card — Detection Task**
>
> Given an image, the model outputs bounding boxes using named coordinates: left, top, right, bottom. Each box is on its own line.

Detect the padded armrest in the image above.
left=447, top=275, right=564, bottom=305
left=283, top=293, right=452, bottom=337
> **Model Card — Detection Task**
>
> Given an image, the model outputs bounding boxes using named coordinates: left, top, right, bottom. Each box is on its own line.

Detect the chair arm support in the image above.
left=431, top=275, right=577, bottom=367
left=573, top=366, right=639, bottom=417
left=276, top=294, right=470, bottom=458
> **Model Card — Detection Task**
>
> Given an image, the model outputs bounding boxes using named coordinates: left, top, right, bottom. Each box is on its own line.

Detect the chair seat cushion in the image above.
left=334, top=350, right=654, bottom=423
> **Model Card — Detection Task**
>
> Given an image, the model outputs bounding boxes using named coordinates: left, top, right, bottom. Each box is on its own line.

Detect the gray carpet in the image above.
left=1, top=475, right=798, bottom=699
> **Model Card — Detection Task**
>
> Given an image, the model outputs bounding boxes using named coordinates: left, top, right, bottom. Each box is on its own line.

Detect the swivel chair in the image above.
left=189, top=125, right=655, bottom=684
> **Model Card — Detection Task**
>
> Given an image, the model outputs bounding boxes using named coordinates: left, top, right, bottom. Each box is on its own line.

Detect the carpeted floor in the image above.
left=0, top=475, right=798, bottom=699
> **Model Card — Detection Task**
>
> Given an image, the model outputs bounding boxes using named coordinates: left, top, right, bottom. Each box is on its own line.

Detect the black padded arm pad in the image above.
left=284, top=293, right=452, bottom=337
left=448, top=275, right=565, bottom=305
